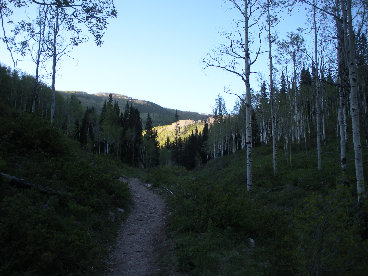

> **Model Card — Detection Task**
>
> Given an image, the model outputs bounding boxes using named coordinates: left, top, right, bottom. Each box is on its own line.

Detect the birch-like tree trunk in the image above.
left=336, top=4, right=347, bottom=172
left=32, top=6, right=48, bottom=113
left=244, top=0, right=252, bottom=191
left=267, top=0, right=277, bottom=176
left=50, top=7, right=59, bottom=124
left=343, top=0, right=366, bottom=203
left=321, top=83, right=326, bottom=145
left=358, top=81, right=368, bottom=148
left=313, top=1, right=322, bottom=171
left=204, top=0, right=254, bottom=190
left=292, top=52, right=299, bottom=144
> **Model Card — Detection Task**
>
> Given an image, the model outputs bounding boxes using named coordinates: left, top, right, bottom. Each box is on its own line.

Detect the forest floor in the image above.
left=106, top=177, right=170, bottom=276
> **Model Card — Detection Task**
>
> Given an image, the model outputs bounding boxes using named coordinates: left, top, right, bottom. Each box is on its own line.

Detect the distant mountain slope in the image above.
left=58, top=91, right=208, bottom=126
left=154, top=119, right=205, bottom=147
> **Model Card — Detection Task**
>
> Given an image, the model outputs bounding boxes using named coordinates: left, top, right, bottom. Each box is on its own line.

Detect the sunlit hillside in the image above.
left=58, top=91, right=208, bottom=126
left=154, top=119, right=206, bottom=147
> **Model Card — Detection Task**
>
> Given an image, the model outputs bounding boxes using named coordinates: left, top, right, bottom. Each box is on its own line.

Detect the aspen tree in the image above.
left=335, top=0, right=347, bottom=172
left=3, top=0, right=117, bottom=124
left=343, top=0, right=366, bottom=203
left=204, top=0, right=258, bottom=191
left=267, top=0, right=277, bottom=175
left=313, top=0, right=322, bottom=170
left=243, top=0, right=252, bottom=191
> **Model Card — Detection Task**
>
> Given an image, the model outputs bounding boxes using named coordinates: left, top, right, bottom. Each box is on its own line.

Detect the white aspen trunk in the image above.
left=284, top=139, right=288, bottom=164
left=268, top=0, right=277, bottom=176
left=213, top=141, right=216, bottom=160
left=336, top=14, right=347, bottom=172
left=289, top=132, right=292, bottom=168
left=232, top=132, right=236, bottom=154
left=320, top=71, right=327, bottom=145
left=50, top=7, right=59, bottom=124
left=359, top=82, right=368, bottom=148
left=336, top=107, right=339, bottom=143
left=244, top=0, right=252, bottom=191
left=343, top=96, right=348, bottom=141
left=241, top=131, right=246, bottom=150
left=292, top=53, right=299, bottom=144
left=262, top=117, right=265, bottom=143
left=338, top=102, right=347, bottom=166
left=345, top=0, right=366, bottom=203
left=32, top=7, right=47, bottom=113
left=314, top=2, right=322, bottom=171
left=226, top=134, right=230, bottom=155
left=322, top=92, right=326, bottom=145
left=220, top=126, right=224, bottom=157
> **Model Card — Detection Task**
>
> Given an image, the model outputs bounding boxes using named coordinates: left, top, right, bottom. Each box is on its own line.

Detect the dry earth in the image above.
left=106, top=177, right=168, bottom=276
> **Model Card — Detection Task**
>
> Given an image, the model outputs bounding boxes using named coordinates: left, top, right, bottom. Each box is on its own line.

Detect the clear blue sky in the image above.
left=0, top=0, right=308, bottom=114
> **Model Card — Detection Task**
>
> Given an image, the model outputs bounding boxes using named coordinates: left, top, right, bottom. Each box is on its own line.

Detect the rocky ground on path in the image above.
left=106, top=177, right=170, bottom=276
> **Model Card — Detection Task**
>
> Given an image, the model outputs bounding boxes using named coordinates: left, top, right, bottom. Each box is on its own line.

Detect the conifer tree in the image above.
left=142, top=113, right=159, bottom=168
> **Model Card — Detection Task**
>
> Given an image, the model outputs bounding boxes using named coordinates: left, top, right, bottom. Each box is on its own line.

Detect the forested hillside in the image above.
left=153, top=119, right=205, bottom=147
left=59, top=91, right=208, bottom=127
left=0, top=95, right=130, bottom=274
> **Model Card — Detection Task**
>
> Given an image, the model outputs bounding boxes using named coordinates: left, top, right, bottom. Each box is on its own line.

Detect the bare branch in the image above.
left=229, top=0, right=246, bottom=17
left=299, top=0, right=340, bottom=20
left=225, top=88, right=246, bottom=105
left=204, top=58, right=246, bottom=83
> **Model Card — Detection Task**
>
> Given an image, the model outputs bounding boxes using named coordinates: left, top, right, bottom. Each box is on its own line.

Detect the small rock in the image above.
left=117, top=208, right=125, bottom=213
left=119, top=176, right=129, bottom=183
left=248, top=237, right=255, bottom=248
left=109, top=211, right=115, bottom=222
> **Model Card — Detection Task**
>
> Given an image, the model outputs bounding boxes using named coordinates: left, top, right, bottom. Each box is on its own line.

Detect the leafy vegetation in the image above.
left=142, top=141, right=368, bottom=275
left=1, top=1, right=368, bottom=274
left=0, top=102, right=130, bottom=275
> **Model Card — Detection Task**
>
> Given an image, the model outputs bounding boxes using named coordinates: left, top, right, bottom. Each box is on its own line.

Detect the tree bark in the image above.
left=32, top=6, right=47, bottom=113
left=344, top=0, right=366, bottom=203
left=50, top=7, right=59, bottom=124
left=244, top=0, right=252, bottom=191
left=314, top=1, right=322, bottom=171
left=268, top=0, right=277, bottom=176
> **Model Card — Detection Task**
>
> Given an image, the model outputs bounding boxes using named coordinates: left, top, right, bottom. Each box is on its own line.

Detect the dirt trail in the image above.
left=107, top=177, right=167, bottom=276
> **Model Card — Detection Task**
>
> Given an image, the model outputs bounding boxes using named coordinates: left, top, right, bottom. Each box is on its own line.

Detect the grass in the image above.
left=140, top=137, right=368, bottom=275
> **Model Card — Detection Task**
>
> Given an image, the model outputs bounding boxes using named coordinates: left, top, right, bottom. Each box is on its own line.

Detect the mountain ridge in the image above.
left=58, top=90, right=209, bottom=126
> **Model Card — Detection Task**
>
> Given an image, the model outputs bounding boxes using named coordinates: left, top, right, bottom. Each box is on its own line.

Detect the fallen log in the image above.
left=0, top=171, right=72, bottom=197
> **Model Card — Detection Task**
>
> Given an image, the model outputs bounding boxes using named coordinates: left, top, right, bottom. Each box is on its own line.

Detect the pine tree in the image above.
left=142, top=113, right=159, bottom=168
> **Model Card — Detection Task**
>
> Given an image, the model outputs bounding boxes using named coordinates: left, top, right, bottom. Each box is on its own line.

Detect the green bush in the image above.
left=0, top=109, right=130, bottom=275
left=147, top=143, right=368, bottom=275
left=295, top=186, right=368, bottom=275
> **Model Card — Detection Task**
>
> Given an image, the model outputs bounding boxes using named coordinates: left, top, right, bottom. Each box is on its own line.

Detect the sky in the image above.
left=0, top=0, right=309, bottom=114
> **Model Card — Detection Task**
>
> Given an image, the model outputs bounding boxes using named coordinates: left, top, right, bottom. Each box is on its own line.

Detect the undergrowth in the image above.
left=143, top=140, right=368, bottom=275
left=0, top=104, right=130, bottom=275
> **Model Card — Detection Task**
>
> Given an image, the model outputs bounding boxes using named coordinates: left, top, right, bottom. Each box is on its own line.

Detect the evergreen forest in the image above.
left=1, top=0, right=368, bottom=275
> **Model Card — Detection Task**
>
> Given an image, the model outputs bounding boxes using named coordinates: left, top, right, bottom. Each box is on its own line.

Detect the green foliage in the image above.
left=143, top=141, right=368, bottom=275
left=295, top=186, right=368, bottom=275
left=0, top=106, right=130, bottom=275
left=142, top=114, right=160, bottom=168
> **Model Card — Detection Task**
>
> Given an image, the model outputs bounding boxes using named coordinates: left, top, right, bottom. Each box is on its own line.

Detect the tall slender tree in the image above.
left=204, top=0, right=260, bottom=191
left=343, top=0, right=366, bottom=203
left=313, top=0, right=322, bottom=171
left=266, top=0, right=278, bottom=176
